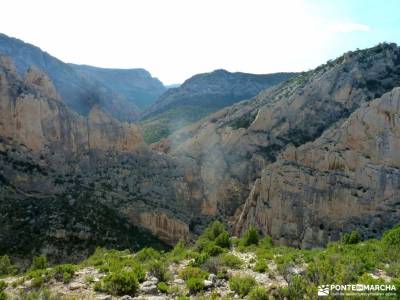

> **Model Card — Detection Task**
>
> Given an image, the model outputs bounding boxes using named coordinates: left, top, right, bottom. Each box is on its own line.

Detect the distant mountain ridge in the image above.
left=140, top=69, right=297, bottom=143
left=70, top=64, right=166, bottom=111
left=0, top=33, right=165, bottom=121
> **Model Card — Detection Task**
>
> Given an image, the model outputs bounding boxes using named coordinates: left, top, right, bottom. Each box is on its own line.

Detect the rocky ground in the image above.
left=2, top=249, right=290, bottom=299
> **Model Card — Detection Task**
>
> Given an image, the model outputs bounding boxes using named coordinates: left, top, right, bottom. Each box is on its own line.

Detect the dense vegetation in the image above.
left=0, top=222, right=399, bottom=299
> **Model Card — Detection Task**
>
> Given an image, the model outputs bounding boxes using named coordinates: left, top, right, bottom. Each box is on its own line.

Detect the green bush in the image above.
left=99, top=270, right=139, bottom=296
left=30, top=255, right=47, bottom=271
left=219, top=253, right=243, bottom=269
left=248, top=286, right=269, bottom=300
left=241, top=226, right=259, bottom=246
left=157, top=281, right=169, bottom=293
left=186, top=277, right=205, bottom=294
left=0, top=280, right=7, bottom=300
left=215, top=232, right=231, bottom=248
left=0, top=255, right=17, bottom=275
left=341, top=230, right=361, bottom=244
left=179, top=266, right=208, bottom=281
left=190, top=252, right=209, bottom=268
left=27, top=269, right=51, bottom=288
left=53, top=264, right=76, bottom=283
left=253, top=259, right=268, bottom=273
left=229, top=275, right=256, bottom=297
left=203, top=221, right=226, bottom=241
left=84, top=248, right=145, bottom=282
left=135, top=247, right=161, bottom=262
left=259, top=236, right=273, bottom=249
left=147, top=260, right=170, bottom=282
left=382, top=225, right=400, bottom=248
left=203, top=244, right=225, bottom=257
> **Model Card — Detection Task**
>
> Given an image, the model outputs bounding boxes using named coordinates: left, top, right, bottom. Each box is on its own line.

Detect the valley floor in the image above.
left=0, top=223, right=399, bottom=299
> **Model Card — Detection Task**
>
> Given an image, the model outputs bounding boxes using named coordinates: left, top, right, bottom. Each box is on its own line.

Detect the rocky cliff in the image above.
left=0, top=33, right=165, bottom=122
left=233, top=87, right=400, bottom=247
left=0, top=56, right=190, bottom=261
left=140, top=70, right=297, bottom=143
left=155, top=43, right=400, bottom=242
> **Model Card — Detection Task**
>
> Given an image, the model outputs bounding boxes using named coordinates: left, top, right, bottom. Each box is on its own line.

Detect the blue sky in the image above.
left=310, top=0, right=400, bottom=58
left=0, top=0, right=398, bottom=84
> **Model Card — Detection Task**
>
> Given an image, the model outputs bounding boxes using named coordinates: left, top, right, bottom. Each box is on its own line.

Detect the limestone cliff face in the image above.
left=0, top=56, right=189, bottom=259
left=156, top=43, right=400, bottom=238
left=0, top=59, right=145, bottom=154
left=233, top=88, right=400, bottom=247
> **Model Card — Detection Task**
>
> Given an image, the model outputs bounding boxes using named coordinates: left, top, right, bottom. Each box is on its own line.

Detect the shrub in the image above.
left=27, top=269, right=51, bottom=288
left=0, top=281, right=6, bottom=292
left=53, top=264, right=76, bottom=283
left=248, top=286, right=269, bottom=300
left=135, top=247, right=161, bottom=262
left=204, top=221, right=226, bottom=241
left=30, top=255, right=47, bottom=271
left=186, top=277, right=204, bottom=294
left=203, top=244, right=225, bottom=257
left=229, top=275, right=256, bottom=297
left=157, top=281, right=169, bottom=293
left=215, top=232, right=231, bottom=248
left=202, top=257, right=222, bottom=274
left=241, top=226, right=259, bottom=246
left=382, top=225, right=400, bottom=248
left=253, top=259, right=268, bottom=273
left=179, top=267, right=208, bottom=281
left=190, top=253, right=209, bottom=267
left=259, top=236, right=273, bottom=249
left=84, top=248, right=145, bottom=282
left=0, top=255, right=17, bottom=275
left=168, top=239, right=187, bottom=262
left=219, top=253, right=243, bottom=269
left=341, top=230, right=361, bottom=244
left=147, top=260, right=170, bottom=282
left=99, top=270, right=139, bottom=296
left=84, top=274, right=95, bottom=284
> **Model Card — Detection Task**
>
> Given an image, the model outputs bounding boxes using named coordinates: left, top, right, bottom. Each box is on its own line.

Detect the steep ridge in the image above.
left=71, top=64, right=166, bottom=111
left=0, top=56, right=190, bottom=261
left=154, top=43, right=400, bottom=242
left=233, top=87, right=400, bottom=247
left=140, top=70, right=296, bottom=143
left=0, top=33, right=163, bottom=122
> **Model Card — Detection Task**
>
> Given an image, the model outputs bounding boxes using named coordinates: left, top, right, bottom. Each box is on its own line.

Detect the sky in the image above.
left=0, top=0, right=399, bottom=84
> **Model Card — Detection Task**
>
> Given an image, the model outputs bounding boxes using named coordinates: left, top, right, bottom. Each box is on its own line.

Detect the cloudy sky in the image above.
left=1, top=0, right=399, bottom=84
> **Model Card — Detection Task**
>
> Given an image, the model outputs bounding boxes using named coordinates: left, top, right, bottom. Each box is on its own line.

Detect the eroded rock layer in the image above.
left=233, top=88, right=400, bottom=247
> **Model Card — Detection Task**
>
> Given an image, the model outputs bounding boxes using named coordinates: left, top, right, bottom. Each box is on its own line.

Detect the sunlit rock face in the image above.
left=157, top=43, right=400, bottom=243
left=0, top=56, right=190, bottom=260
left=233, top=88, right=400, bottom=247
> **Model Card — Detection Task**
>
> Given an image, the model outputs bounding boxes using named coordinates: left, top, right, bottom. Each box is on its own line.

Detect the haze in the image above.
left=1, top=0, right=399, bottom=84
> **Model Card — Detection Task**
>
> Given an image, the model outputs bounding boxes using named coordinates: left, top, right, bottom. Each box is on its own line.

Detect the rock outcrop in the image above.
left=156, top=43, right=400, bottom=242
left=233, top=88, right=400, bottom=247
left=0, top=56, right=188, bottom=260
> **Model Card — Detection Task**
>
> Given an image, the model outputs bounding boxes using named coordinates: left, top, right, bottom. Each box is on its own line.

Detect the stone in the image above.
left=208, top=273, right=217, bottom=283
left=204, top=280, right=213, bottom=288
left=68, top=282, right=85, bottom=290
left=173, top=279, right=185, bottom=285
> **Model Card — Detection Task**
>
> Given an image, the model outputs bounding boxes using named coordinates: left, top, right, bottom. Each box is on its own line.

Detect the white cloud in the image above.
left=328, top=22, right=370, bottom=33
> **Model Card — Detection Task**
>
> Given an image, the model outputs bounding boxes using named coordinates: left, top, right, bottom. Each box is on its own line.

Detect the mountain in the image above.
left=155, top=43, right=400, bottom=245
left=70, top=64, right=166, bottom=111
left=0, top=55, right=171, bottom=260
left=140, top=70, right=297, bottom=143
left=0, top=33, right=164, bottom=121
left=1, top=42, right=400, bottom=264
